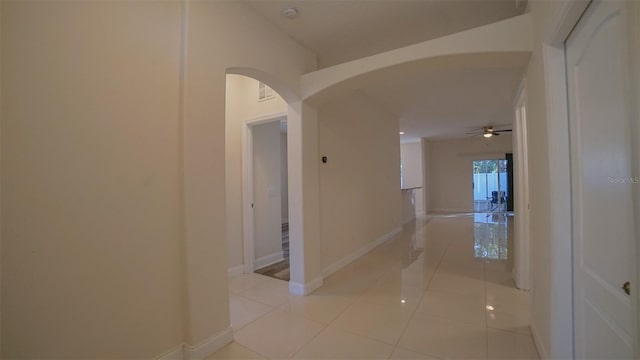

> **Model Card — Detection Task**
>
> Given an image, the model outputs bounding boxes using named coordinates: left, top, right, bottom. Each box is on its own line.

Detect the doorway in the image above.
left=245, top=117, right=291, bottom=281
left=473, top=159, right=508, bottom=212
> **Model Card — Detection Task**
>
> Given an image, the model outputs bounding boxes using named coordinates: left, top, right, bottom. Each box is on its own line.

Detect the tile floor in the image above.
left=210, top=213, right=539, bottom=359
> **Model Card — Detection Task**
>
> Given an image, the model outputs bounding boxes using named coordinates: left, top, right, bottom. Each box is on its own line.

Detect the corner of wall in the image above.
left=289, top=276, right=323, bottom=296
left=158, top=327, right=234, bottom=360
left=185, top=327, right=233, bottom=360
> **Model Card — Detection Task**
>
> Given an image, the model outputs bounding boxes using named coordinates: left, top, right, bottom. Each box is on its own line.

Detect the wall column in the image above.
left=286, top=101, right=323, bottom=295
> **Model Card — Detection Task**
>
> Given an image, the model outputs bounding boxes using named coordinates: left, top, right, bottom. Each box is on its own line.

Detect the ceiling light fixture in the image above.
left=281, top=7, right=299, bottom=19
left=399, top=131, right=405, bottom=135
left=483, top=133, right=493, bottom=138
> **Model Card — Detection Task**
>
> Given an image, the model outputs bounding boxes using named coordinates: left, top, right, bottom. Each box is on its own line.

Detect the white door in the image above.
left=252, top=121, right=284, bottom=270
left=566, top=0, right=638, bottom=358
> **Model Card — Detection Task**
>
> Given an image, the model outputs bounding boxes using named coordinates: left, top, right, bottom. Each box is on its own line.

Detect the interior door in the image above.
left=252, top=121, right=283, bottom=270
left=566, top=0, right=637, bottom=358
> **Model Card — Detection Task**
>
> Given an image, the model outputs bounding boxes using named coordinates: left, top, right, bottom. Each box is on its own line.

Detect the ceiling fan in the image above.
left=468, top=126, right=512, bottom=138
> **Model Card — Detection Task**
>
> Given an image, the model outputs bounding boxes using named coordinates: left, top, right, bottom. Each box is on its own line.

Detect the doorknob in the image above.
left=622, top=281, right=630, bottom=296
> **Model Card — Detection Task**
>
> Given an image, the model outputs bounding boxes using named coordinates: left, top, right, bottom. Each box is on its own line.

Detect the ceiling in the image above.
left=361, top=65, right=526, bottom=142
left=244, top=0, right=526, bottom=68
left=244, top=0, right=529, bottom=141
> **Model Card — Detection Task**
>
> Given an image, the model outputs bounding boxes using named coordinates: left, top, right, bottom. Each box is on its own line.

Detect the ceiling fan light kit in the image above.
left=465, top=126, right=512, bottom=138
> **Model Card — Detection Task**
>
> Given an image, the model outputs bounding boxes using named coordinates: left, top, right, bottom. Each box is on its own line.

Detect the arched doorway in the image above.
left=225, top=68, right=315, bottom=295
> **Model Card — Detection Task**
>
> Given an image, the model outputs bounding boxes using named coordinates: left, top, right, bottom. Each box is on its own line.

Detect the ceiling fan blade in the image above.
left=494, top=129, right=512, bottom=133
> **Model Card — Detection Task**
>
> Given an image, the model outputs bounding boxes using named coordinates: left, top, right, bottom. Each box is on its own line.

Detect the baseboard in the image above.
left=227, top=265, right=244, bottom=277
left=512, top=267, right=531, bottom=291
left=157, top=344, right=184, bottom=360
left=321, top=227, right=402, bottom=279
left=512, top=267, right=520, bottom=288
left=254, top=251, right=284, bottom=270
left=185, top=327, right=234, bottom=360
left=289, top=276, right=323, bottom=295
left=530, top=321, right=549, bottom=360
left=157, top=327, right=233, bottom=360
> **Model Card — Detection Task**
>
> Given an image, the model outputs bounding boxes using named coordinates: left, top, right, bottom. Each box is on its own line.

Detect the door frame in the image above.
left=543, top=0, right=640, bottom=357
left=242, top=112, right=287, bottom=274
left=513, top=80, right=531, bottom=291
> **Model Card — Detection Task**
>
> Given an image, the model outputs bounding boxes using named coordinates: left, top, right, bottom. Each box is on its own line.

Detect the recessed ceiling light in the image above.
left=281, top=7, right=298, bottom=19
left=399, top=131, right=405, bottom=135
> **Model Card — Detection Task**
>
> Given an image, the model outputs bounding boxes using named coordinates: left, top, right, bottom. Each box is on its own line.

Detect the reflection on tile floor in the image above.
left=211, top=213, right=539, bottom=360
left=473, top=213, right=510, bottom=261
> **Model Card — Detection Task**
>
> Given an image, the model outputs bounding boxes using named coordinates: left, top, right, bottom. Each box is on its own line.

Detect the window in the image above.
left=258, top=82, right=274, bottom=101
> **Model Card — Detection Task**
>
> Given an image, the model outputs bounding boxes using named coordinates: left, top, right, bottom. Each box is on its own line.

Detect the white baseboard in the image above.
left=321, top=227, right=402, bottom=279
left=289, top=276, right=323, bottom=295
left=254, top=251, right=284, bottom=270
left=185, top=327, right=234, bottom=360
left=157, top=327, right=233, bottom=360
left=157, top=344, right=184, bottom=360
left=227, top=265, right=244, bottom=277
left=530, top=321, right=548, bottom=360
left=512, top=267, right=520, bottom=288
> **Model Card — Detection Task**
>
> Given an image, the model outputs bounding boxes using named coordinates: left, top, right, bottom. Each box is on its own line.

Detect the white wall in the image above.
left=401, top=141, right=424, bottom=215
left=281, top=132, right=289, bottom=224
left=252, top=121, right=284, bottom=266
left=426, top=135, right=513, bottom=212
left=523, top=2, right=562, bottom=357
left=318, top=92, right=401, bottom=272
left=1, top=2, right=185, bottom=358
left=421, top=139, right=431, bottom=214
left=400, top=142, right=423, bottom=188
left=1, top=1, right=316, bottom=358
left=225, top=74, right=287, bottom=271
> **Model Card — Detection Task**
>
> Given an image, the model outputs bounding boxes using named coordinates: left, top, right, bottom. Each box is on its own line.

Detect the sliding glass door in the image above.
left=472, top=159, right=508, bottom=213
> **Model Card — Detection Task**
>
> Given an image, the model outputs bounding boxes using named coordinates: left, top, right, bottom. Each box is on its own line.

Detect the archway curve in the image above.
left=301, top=13, right=532, bottom=104
left=227, top=66, right=300, bottom=104
left=303, top=51, right=531, bottom=105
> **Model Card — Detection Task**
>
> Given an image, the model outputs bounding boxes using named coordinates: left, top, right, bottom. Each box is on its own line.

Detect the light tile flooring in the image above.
left=210, top=213, right=539, bottom=359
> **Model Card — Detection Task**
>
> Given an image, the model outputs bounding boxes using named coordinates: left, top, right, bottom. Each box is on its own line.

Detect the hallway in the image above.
left=212, top=214, right=538, bottom=359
